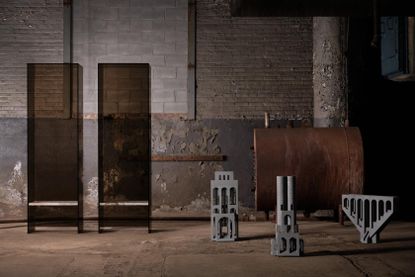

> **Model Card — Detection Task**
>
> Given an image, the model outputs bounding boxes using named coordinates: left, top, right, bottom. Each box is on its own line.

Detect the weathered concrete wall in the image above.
left=313, top=17, right=347, bottom=127
left=197, top=0, right=313, bottom=119
left=151, top=116, right=264, bottom=211
left=0, top=0, right=314, bottom=220
left=0, top=119, right=27, bottom=219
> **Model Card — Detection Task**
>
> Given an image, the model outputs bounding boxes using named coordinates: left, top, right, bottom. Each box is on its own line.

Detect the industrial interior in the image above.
left=1, top=0, right=415, bottom=276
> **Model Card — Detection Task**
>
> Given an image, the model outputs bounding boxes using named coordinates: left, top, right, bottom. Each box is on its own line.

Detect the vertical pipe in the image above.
left=276, top=176, right=284, bottom=225
left=264, top=112, right=270, bottom=128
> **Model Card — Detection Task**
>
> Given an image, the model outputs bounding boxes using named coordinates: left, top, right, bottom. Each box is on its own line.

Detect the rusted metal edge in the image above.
left=152, top=155, right=225, bottom=161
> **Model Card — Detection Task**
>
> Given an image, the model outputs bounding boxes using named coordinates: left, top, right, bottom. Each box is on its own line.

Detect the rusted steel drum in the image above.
left=254, top=127, right=364, bottom=212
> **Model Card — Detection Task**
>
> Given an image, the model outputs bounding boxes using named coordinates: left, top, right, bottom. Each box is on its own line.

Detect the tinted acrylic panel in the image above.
left=98, top=64, right=151, bottom=232
left=27, top=63, right=83, bottom=232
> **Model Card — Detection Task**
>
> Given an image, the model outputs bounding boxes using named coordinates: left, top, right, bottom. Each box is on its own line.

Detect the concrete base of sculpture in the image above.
left=211, top=213, right=238, bottom=241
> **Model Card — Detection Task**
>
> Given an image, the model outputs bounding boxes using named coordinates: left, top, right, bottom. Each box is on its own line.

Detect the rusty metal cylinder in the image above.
left=254, top=127, right=364, bottom=212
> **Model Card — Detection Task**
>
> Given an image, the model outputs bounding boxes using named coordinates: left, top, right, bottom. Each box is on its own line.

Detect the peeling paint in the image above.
left=184, top=196, right=210, bottom=212
left=0, top=161, right=26, bottom=217
left=160, top=182, right=167, bottom=194
left=85, top=177, right=98, bottom=209
left=151, top=118, right=221, bottom=155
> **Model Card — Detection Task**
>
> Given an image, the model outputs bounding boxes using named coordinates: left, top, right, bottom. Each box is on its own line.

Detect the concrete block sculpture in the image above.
left=342, top=194, right=398, bottom=243
left=271, top=176, right=304, bottom=256
left=211, top=171, right=238, bottom=241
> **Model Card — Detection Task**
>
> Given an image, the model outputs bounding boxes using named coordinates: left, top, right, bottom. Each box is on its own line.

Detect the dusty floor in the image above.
left=0, top=220, right=414, bottom=276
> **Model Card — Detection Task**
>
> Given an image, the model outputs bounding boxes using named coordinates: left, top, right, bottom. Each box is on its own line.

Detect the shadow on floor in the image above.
left=306, top=244, right=415, bottom=257
left=380, top=236, right=415, bottom=243
left=238, top=234, right=274, bottom=241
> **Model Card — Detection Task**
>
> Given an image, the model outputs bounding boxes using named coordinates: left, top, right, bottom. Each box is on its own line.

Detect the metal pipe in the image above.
left=264, top=112, right=270, bottom=128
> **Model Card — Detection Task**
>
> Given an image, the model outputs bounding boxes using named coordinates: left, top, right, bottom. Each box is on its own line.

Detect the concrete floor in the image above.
left=0, top=220, right=414, bottom=276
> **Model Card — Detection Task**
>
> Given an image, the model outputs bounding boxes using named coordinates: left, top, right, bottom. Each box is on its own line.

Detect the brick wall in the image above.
left=196, top=0, right=313, bottom=119
left=0, top=0, right=63, bottom=118
left=73, top=0, right=188, bottom=115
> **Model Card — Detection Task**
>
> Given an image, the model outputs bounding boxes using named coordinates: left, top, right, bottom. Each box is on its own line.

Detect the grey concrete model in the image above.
left=271, top=176, right=304, bottom=256
left=342, top=194, right=398, bottom=243
left=211, top=171, right=238, bottom=241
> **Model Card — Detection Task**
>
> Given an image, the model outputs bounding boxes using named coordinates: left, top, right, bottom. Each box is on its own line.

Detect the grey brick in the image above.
left=175, top=0, right=188, bottom=7
left=106, top=19, right=131, bottom=32
left=131, top=44, right=154, bottom=55
left=165, top=31, right=187, bottom=42
left=130, top=0, right=152, bottom=6
left=88, top=0, right=109, bottom=7
left=165, top=7, right=187, bottom=21
left=175, top=41, right=188, bottom=55
left=160, top=78, right=187, bottom=89
left=118, top=32, right=142, bottom=43
left=176, top=67, right=187, bottom=79
left=89, top=20, right=107, bottom=31
left=92, top=32, right=118, bottom=44
left=90, top=6, right=118, bottom=20
left=175, top=89, right=187, bottom=102
left=118, top=7, right=142, bottom=18
left=150, top=102, right=163, bottom=113
left=152, top=66, right=176, bottom=78
left=152, top=20, right=176, bottom=32
left=165, top=54, right=187, bottom=66
left=158, top=0, right=176, bottom=7
left=153, top=43, right=175, bottom=55
left=152, top=89, right=175, bottom=103
left=141, top=8, right=165, bottom=20
left=90, top=43, right=107, bottom=55
left=142, top=31, right=165, bottom=43
left=130, top=19, right=152, bottom=31
left=142, top=55, right=165, bottom=66
left=108, top=0, right=129, bottom=7
left=131, top=0, right=175, bottom=7
left=163, top=102, right=187, bottom=113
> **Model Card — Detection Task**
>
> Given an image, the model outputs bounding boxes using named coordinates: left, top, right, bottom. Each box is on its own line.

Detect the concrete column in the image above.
left=313, top=17, right=347, bottom=127
left=408, top=17, right=415, bottom=75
